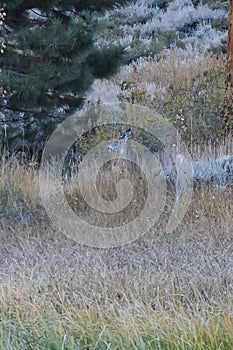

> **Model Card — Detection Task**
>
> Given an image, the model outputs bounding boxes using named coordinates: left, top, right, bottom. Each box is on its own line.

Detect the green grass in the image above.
left=0, top=307, right=233, bottom=349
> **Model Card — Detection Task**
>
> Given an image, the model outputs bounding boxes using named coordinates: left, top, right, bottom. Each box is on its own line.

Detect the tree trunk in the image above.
left=225, top=0, right=233, bottom=134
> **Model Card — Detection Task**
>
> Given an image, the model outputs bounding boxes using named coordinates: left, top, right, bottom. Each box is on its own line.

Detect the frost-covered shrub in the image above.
left=211, top=17, right=228, bottom=31
left=208, top=38, right=227, bottom=55
left=134, top=1, right=226, bottom=37
left=193, top=0, right=228, bottom=11
left=169, top=0, right=193, bottom=11
left=150, top=31, right=186, bottom=56
left=185, top=24, right=227, bottom=54
left=101, top=0, right=227, bottom=58
left=155, top=153, right=233, bottom=191
left=193, top=155, right=233, bottom=187
left=85, top=80, right=121, bottom=106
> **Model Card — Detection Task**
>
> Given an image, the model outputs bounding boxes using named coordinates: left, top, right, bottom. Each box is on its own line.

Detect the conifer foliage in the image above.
left=0, top=0, right=132, bottom=114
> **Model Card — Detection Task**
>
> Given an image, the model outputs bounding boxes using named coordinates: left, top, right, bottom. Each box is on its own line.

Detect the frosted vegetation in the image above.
left=88, top=0, right=228, bottom=108
left=194, top=155, right=233, bottom=187
left=0, top=3, right=232, bottom=348
left=84, top=0, right=232, bottom=188
left=100, top=0, right=227, bottom=52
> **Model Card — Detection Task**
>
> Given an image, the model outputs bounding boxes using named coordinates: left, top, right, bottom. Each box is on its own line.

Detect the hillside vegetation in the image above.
left=0, top=0, right=233, bottom=349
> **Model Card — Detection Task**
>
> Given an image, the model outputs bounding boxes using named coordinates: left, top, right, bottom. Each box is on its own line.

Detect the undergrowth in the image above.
left=0, top=138, right=232, bottom=348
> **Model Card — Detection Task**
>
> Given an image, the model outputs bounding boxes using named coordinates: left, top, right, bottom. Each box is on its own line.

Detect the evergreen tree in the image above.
left=0, top=0, right=133, bottom=114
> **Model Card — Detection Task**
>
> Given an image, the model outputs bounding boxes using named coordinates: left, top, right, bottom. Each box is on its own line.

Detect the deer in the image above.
left=108, top=128, right=179, bottom=194
left=107, top=128, right=191, bottom=232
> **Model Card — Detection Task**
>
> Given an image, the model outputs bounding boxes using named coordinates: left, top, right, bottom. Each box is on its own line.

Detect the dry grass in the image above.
left=0, top=6, right=231, bottom=348
left=113, top=50, right=226, bottom=143
left=0, top=139, right=232, bottom=348
left=116, top=49, right=222, bottom=88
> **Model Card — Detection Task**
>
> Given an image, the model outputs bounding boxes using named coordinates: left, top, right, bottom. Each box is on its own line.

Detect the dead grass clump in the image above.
left=0, top=163, right=45, bottom=227
left=184, top=184, right=233, bottom=229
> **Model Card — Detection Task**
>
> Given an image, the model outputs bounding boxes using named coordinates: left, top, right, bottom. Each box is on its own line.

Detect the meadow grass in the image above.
left=0, top=49, right=233, bottom=349
left=0, top=141, right=232, bottom=349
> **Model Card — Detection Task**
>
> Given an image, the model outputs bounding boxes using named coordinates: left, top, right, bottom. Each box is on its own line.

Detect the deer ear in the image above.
left=119, top=130, right=125, bottom=139
left=125, top=128, right=133, bottom=139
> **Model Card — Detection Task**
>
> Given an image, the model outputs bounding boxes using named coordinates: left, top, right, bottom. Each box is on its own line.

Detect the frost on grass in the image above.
left=193, top=155, right=233, bottom=188
left=84, top=79, right=121, bottom=106
left=100, top=0, right=227, bottom=56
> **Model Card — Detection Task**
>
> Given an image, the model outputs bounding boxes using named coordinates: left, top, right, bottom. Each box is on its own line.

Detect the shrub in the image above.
left=115, top=50, right=226, bottom=144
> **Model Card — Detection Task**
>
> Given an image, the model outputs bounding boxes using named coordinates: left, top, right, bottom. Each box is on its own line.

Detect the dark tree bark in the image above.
left=225, top=0, right=233, bottom=134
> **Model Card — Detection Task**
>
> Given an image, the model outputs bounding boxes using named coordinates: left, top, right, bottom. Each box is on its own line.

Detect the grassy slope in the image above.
left=0, top=1, right=233, bottom=349
left=0, top=148, right=232, bottom=348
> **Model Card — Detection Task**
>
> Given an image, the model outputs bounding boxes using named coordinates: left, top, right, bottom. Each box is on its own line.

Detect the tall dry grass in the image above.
left=113, top=50, right=226, bottom=143
left=0, top=137, right=232, bottom=348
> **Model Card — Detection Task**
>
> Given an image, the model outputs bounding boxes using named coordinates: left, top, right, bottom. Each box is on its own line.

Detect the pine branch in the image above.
left=74, top=0, right=134, bottom=13
left=8, top=0, right=133, bottom=13
left=2, top=0, right=134, bottom=113
left=2, top=105, right=48, bottom=115
left=18, top=0, right=45, bottom=10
